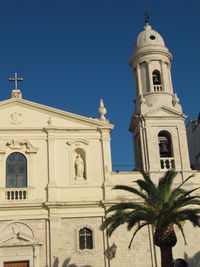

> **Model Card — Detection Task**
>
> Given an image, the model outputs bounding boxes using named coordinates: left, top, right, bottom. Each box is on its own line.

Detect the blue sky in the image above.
left=0, top=1, right=199, bottom=170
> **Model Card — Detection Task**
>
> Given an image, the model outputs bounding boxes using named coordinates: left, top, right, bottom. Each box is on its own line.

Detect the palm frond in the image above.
left=128, top=222, right=149, bottom=249
left=105, top=202, right=152, bottom=215
left=100, top=211, right=129, bottom=235
left=139, top=170, right=158, bottom=196
left=170, top=208, right=200, bottom=227
left=172, top=195, right=200, bottom=211
left=113, top=185, right=146, bottom=199
left=158, top=170, right=177, bottom=203
left=174, top=220, right=187, bottom=245
left=127, top=211, right=154, bottom=230
left=135, top=179, right=158, bottom=202
left=113, top=185, right=157, bottom=207
left=176, top=174, right=195, bottom=190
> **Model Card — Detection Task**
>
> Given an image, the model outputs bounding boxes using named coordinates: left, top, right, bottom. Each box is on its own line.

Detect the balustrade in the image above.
left=154, top=85, right=163, bottom=92
left=5, top=188, right=28, bottom=200
left=160, top=158, right=175, bottom=170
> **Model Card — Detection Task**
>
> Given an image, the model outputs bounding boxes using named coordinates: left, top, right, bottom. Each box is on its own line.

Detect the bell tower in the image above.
left=129, top=20, right=191, bottom=174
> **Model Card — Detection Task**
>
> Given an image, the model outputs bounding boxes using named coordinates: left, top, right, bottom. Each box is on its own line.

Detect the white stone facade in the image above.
left=0, top=22, right=199, bottom=267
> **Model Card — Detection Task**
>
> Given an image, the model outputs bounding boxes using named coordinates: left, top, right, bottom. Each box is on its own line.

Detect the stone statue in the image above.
left=75, top=154, right=85, bottom=179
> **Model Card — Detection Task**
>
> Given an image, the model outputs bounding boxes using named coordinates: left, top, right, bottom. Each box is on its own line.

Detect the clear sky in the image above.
left=0, top=1, right=199, bottom=170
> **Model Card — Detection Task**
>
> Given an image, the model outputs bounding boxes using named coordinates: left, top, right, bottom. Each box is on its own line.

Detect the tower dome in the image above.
left=130, top=23, right=172, bottom=67
left=134, top=24, right=165, bottom=49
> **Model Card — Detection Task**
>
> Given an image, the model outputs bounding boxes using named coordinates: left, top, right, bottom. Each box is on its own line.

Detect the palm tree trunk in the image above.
left=160, top=246, right=174, bottom=267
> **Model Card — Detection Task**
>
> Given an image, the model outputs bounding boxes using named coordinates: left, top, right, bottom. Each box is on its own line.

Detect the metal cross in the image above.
left=144, top=12, right=150, bottom=25
left=9, top=72, right=23, bottom=91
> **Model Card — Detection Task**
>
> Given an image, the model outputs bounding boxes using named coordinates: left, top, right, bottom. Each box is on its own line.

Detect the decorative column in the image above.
left=33, top=245, right=40, bottom=267
left=100, top=130, right=112, bottom=180
left=167, top=62, right=173, bottom=93
left=97, top=101, right=113, bottom=193
left=146, top=60, right=153, bottom=92
left=0, top=151, right=5, bottom=188
left=98, top=128, right=113, bottom=202
left=136, top=63, right=142, bottom=96
left=49, top=215, right=61, bottom=266
left=45, top=127, right=57, bottom=201
left=0, top=151, right=6, bottom=201
left=160, top=60, right=165, bottom=91
left=140, top=119, right=150, bottom=172
left=26, top=150, right=38, bottom=201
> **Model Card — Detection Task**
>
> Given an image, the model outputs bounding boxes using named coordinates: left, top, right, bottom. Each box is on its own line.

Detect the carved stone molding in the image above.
left=67, top=139, right=90, bottom=146
left=47, top=116, right=53, bottom=126
left=10, top=112, right=22, bottom=125
left=0, top=139, right=38, bottom=154
left=0, top=221, right=41, bottom=247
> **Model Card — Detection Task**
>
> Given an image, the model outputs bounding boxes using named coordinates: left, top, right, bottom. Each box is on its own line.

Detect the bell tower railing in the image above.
left=160, top=157, right=175, bottom=170
left=154, top=85, right=163, bottom=92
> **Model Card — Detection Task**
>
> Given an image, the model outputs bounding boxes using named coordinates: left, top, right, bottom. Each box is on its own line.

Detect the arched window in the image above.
left=79, top=227, right=93, bottom=250
left=158, top=131, right=175, bottom=169
left=152, top=70, right=161, bottom=85
left=158, top=131, right=173, bottom=158
left=6, top=152, right=27, bottom=188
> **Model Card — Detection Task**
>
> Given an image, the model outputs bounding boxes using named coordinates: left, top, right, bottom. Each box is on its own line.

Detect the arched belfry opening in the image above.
left=158, top=131, right=172, bottom=158
left=153, top=70, right=162, bottom=91
left=158, top=131, right=175, bottom=169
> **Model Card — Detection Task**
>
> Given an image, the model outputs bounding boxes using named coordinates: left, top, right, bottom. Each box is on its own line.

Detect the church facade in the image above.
left=0, top=21, right=199, bottom=267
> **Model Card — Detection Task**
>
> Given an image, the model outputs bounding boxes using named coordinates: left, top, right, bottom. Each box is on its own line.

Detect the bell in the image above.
left=160, top=143, right=169, bottom=156
left=153, top=75, right=160, bottom=85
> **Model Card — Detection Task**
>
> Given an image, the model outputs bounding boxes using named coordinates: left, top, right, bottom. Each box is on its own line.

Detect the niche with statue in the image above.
left=73, top=148, right=87, bottom=183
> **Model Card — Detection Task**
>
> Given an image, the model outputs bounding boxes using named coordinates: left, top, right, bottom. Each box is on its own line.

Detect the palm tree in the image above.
left=100, top=170, right=200, bottom=267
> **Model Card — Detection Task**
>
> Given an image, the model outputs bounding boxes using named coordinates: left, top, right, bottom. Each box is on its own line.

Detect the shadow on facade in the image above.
left=184, top=251, right=200, bottom=267
left=53, top=257, right=92, bottom=267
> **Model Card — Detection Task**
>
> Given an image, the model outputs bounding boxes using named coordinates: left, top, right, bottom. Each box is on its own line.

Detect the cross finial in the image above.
left=9, top=72, right=23, bottom=98
left=144, top=12, right=150, bottom=25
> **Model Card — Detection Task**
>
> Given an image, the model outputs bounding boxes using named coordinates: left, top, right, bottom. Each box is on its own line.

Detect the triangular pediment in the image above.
left=129, top=106, right=187, bottom=132
left=143, top=106, right=187, bottom=119
left=0, top=98, right=114, bottom=130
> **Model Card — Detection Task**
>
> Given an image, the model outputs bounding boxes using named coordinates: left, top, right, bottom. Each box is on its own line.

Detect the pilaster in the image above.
left=146, top=60, right=153, bottom=92
left=136, top=63, right=142, bottom=96
left=167, top=62, right=173, bottom=93
left=160, top=60, right=165, bottom=91
left=100, top=130, right=112, bottom=181
left=45, top=127, right=57, bottom=201
left=140, top=119, right=150, bottom=172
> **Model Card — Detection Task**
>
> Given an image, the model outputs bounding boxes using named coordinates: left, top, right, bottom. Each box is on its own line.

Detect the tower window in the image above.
left=79, top=227, right=93, bottom=250
left=158, top=131, right=175, bottom=169
left=150, top=35, right=156, bottom=40
left=158, top=131, right=172, bottom=158
left=6, top=152, right=27, bottom=188
left=153, top=70, right=161, bottom=85
left=153, top=70, right=163, bottom=92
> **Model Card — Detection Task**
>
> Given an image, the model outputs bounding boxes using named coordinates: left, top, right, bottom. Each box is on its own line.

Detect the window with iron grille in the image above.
left=6, top=152, right=27, bottom=188
left=79, top=227, right=93, bottom=250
